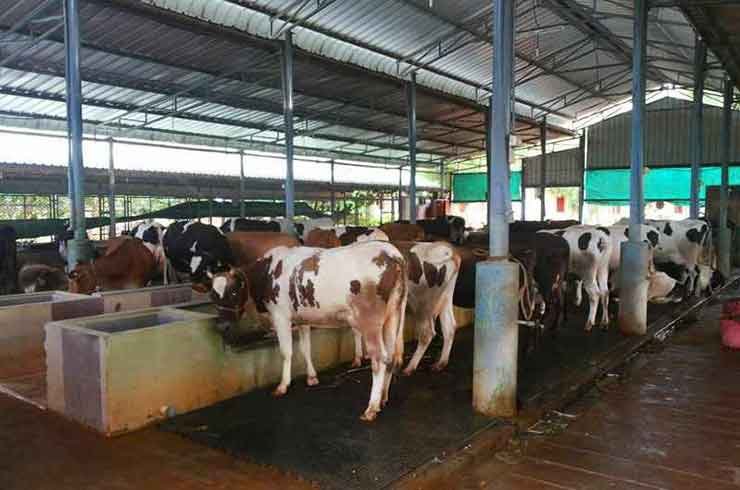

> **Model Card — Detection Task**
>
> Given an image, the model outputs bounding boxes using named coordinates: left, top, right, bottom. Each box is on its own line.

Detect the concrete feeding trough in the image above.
left=45, top=307, right=357, bottom=436
left=0, top=291, right=103, bottom=369
left=93, top=284, right=207, bottom=314
left=0, top=291, right=103, bottom=407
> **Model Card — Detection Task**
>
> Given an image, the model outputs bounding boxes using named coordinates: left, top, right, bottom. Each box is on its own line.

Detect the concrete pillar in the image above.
left=690, top=36, right=706, bottom=219
left=330, top=159, right=336, bottom=219
left=473, top=0, right=518, bottom=418
left=618, top=0, right=649, bottom=336
left=64, top=0, right=93, bottom=269
left=719, top=77, right=734, bottom=277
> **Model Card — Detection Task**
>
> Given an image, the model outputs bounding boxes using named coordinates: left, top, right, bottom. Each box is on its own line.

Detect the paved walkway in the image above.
left=425, top=298, right=740, bottom=490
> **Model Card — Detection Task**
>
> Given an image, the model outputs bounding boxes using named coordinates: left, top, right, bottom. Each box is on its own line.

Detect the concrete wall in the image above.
left=93, top=284, right=205, bottom=313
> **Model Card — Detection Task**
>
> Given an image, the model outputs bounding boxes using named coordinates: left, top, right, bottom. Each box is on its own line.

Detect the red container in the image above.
left=722, top=300, right=740, bottom=317
left=721, top=319, right=740, bottom=349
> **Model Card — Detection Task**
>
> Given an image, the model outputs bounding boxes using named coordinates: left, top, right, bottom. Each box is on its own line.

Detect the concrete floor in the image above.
left=416, top=295, right=740, bottom=489
left=0, top=393, right=312, bottom=490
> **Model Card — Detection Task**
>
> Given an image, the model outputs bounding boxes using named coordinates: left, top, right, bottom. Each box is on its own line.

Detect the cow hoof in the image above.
left=360, top=410, right=378, bottom=422
left=431, top=362, right=447, bottom=372
left=584, top=323, right=593, bottom=333
left=351, top=358, right=362, bottom=368
left=306, top=376, right=319, bottom=387
left=402, top=367, right=415, bottom=376
left=272, top=385, right=288, bottom=397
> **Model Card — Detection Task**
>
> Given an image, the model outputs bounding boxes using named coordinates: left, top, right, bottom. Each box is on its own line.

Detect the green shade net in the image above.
left=584, top=166, right=740, bottom=205
left=452, top=171, right=522, bottom=202
left=7, top=201, right=323, bottom=240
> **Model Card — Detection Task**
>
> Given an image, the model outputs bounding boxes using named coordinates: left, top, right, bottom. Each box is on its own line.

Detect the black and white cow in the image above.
left=220, top=218, right=281, bottom=233
left=646, top=219, right=710, bottom=296
left=163, top=220, right=234, bottom=288
left=130, top=220, right=170, bottom=283
left=542, top=225, right=612, bottom=331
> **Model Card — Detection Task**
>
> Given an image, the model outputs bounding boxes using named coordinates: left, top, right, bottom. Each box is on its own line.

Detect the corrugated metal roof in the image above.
left=0, top=0, right=728, bottom=168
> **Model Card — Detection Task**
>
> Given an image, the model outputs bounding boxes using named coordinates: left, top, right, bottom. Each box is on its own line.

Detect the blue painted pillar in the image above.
left=473, top=0, right=518, bottom=418
left=407, top=73, right=417, bottom=223
left=282, top=32, right=295, bottom=229
left=64, top=0, right=92, bottom=269
left=618, top=0, right=650, bottom=336
left=719, top=77, right=734, bottom=277
left=690, top=37, right=706, bottom=219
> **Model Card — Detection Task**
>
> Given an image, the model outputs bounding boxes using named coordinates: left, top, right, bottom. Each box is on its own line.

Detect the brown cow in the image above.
left=303, top=228, right=341, bottom=248
left=225, top=232, right=300, bottom=268
left=380, top=223, right=425, bottom=242
left=210, top=241, right=408, bottom=421
left=68, top=236, right=156, bottom=294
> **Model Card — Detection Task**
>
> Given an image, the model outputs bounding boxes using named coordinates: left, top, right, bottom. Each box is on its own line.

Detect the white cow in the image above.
left=209, top=241, right=407, bottom=422
left=130, top=220, right=169, bottom=283
left=542, top=225, right=612, bottom=331
left=646, top=219, right=710, bottom=296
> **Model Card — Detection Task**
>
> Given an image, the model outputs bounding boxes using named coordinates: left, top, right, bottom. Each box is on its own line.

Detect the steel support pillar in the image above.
left=618, top=0, right=650, bottom=337
left=330, top=159, right=336, bottom=219
left=719, top=77, right=734, bottom=277
left=473, top=0, right=518, bottom=418
left=398, top=167, right=404, bottom=220
left=107, top=138, right=116, bottom=238
left=282, top=32, right=295, bottom=230
left=407, top=73, right=417, bottom=224
left=578, top=132, right=586, bottom=223
left=690, top=37, right=706, bottom=219
left=63, top=0, right=92, bottom=269
left=540, top=117, right=547, bottom=220
left=239, top=150, right=246, bottom=218
left=485, top=99, right=492, bottom=226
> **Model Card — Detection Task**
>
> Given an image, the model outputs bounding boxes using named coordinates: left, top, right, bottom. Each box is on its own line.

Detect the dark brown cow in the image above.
left=68, top=236, right=157, bottom=294
left=380, top=223, right=425, bottom=242
left=304, top=228, right=341, bottom=248
left=225, top=231, right=300, bottom=268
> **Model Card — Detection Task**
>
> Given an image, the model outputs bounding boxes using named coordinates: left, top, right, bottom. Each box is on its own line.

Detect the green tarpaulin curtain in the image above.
left=584, top=166, right=740, bottom=205
left=451, top=171, right=522, bottom=202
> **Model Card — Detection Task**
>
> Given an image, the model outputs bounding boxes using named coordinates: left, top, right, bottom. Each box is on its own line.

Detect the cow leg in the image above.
left=299, top=326, right=318, bottom=386
left=598, top=268, right=610, bottom=329
left=432, top=304, right=456, bottom=372
left=352, top=330, right=363, bottom=368
left=272, top=315, right=293, bottom=397
left=574, top=279, right=583, bottom=306
left=403, top=315, right=434, bottom=376
left=361, top=329, right=387, bottom=422
left=583, top=280, right=600, bottom=332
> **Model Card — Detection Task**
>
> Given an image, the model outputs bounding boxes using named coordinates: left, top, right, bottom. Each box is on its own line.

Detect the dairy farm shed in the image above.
left=0, top=1, right=740, bottom=489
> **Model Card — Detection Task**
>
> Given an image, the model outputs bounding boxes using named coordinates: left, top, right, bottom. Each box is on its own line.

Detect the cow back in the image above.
left=380, top=223, right=425, bottom=242
left=226, top=232, right=300, bottom=268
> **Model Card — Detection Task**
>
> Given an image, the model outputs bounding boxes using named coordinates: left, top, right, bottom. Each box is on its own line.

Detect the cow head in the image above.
left=447, top=216, right=466, bottom=245
left=68, top=264, right=97, bottom=294
left=209, top=267, right=250, bottom=332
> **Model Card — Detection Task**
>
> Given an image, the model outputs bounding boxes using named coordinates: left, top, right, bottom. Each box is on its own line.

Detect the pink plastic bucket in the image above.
left=721, top=318, right=740, bottom=349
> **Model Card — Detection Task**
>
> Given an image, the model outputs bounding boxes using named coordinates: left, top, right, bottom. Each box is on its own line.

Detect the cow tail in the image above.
left=386, top=256, right=407, bottom=373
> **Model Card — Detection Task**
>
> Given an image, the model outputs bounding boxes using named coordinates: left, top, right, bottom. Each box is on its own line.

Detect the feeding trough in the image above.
left=93, top=283, right=207, bottom=313
left=45, top=307, right=357, bottom=436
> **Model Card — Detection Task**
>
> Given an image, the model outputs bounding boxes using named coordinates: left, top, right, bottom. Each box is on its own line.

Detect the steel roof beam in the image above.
left=396, top=0, right=607, bottom=103
left=542, top=0, right=675, bottom=85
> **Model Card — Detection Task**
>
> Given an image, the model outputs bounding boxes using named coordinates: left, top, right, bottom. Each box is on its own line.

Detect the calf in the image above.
left=542, top=226, right=612, bottom=331
left=210, top=241, right=407, bottom=421
left=380, top=223, right=425, bottom=242
left=68, top=236, right=156, bottom=294
left=18, top=264, right=67, bottom=293
left=221, top=218, right=280, bottom=233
